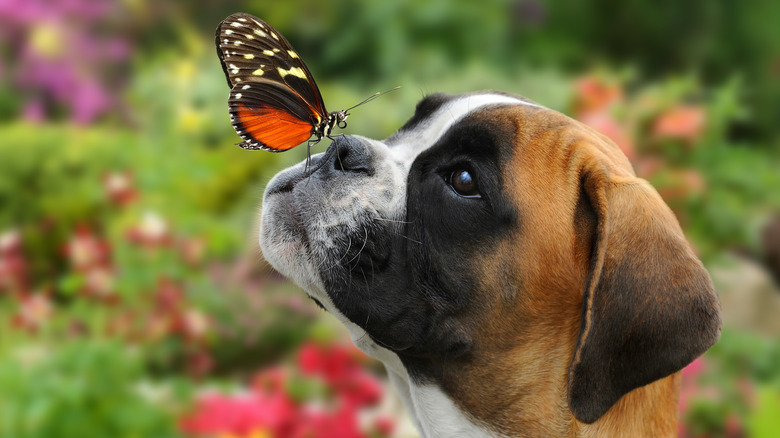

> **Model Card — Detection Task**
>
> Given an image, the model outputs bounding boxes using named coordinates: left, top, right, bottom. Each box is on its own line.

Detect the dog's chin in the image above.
left=259, top=164, right=327, bottom=302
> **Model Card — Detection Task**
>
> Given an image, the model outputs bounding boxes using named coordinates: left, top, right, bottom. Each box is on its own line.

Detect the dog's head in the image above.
left=259, top=91, right=720, bottom=428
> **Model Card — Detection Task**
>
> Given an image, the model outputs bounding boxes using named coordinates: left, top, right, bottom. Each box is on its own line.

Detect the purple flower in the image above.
left=0, top=0, right=133, bottom=124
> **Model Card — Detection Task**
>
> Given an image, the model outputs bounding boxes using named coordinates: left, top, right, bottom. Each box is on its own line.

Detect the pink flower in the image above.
left=11, top=293, right=52, bottom=333
left=83, top=266, right=117, bottom=299
left=291, top=404, right=366, bottom=438
left=652, top=105, right=706, bottom=144
left=64, top=226, right=111, bottom=271
left=180, top=391, right=296, bottom=437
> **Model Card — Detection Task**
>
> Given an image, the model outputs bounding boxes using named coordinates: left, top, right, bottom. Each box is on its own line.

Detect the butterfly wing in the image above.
left=228, top=80, right=318, bottom=151
left=215, top=13, right=330, bottom=151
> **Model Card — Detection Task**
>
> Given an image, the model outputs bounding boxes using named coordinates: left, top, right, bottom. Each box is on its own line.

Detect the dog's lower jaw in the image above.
left=345, top=320, right=502, bottom=438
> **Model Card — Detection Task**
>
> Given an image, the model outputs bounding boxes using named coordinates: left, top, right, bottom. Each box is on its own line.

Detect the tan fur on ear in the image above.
left=567, top=154, right=721, bottom=424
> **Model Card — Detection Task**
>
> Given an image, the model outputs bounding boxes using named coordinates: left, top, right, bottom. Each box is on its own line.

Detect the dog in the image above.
left=259, top=92, right=721, bottom=437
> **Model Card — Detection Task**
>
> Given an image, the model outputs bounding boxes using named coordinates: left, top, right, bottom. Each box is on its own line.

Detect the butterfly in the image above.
left=216, top=13, right=392, bottom=154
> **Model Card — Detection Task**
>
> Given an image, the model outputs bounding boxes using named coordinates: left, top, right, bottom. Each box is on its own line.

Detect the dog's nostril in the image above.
left=333, top=138, right=373, bottom=175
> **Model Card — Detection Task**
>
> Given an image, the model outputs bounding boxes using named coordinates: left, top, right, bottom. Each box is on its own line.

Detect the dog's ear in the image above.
left=567, top=154, right=721, bottom=424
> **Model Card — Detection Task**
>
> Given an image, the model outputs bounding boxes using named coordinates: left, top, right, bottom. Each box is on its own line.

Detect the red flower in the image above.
left=338, top=370, right=383, bottom=408
left=297, top=342, right=383, bottom=408
left=298, top=342, right=356, bottom=384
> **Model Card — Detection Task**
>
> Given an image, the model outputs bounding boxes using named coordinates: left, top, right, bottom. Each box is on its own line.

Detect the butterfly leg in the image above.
left=303, top=138, right=322, bottom=176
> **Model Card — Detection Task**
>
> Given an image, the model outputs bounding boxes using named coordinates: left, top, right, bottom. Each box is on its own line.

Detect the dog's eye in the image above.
left=449, top=169, right=481, bottom=198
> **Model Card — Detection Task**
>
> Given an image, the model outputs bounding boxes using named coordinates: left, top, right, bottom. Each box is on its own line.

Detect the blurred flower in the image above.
left=572, top=76, right=636, bottom=162
left=298, top=342, right=382, bottom=408
left=178, top=107, right=206, bottom=134
left=127, top=211, right=172, bottom=247
left=298, top=342, right=357, bottom=384
left=84, top=266, right=117, bottom=299
left=64, top=226, right=111, bottom=272
left=186, top=348, right=215, bottom=379
left=103, top=171, right=138, bottom=206
left=179, top=237, right=207, bottom=267
left=652, top=105, right=706, bottom=144
left=153, top=276, right=185, bottom=314
left=28, top=22, right=65, bottom=59
left=252, top=367, right=290, bottom=395
left=182, top=342, right=389, bottom=438
left=679, top=358, right=706, bottom=415
left=372, top=416, right=396, bottom=437
left=11, top=293, right=53, bottom=333
left=725, top=414, right=742, bottom=437
left=0, top=228, right=28, bottom=294
left=180, top=391, right=296, bottom=437
left=0, top=0, right=132, bottom=124
left=21, top=99, right=45, bottom=123
left=681, top=357, right=706, bottom=380
left=573, top=76, right=623, bottom=114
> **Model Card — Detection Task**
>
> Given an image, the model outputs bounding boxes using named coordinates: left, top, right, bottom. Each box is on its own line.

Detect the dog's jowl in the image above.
left=259, top=92, right=721, bottom=438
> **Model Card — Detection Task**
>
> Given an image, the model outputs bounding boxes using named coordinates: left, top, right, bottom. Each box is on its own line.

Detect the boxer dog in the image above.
left=259, top=92, right=721, bottom=437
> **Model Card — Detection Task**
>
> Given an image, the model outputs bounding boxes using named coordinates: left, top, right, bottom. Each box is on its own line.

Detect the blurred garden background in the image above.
left=1, top=0, right=779, bottom=437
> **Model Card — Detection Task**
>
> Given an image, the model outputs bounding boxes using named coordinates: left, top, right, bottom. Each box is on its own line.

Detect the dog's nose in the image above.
left=331, top=135, right=374, bottom=176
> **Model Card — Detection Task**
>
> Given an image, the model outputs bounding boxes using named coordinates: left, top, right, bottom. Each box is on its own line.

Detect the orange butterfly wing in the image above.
left=232, top=104, right=315, bottom=151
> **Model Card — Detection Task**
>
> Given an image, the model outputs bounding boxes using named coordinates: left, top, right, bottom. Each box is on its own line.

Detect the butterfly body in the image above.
left=215, top=13, right=347, bottom=152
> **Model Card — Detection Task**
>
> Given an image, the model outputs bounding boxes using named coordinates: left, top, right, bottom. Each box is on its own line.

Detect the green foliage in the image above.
left=0, top=339, right=186, bottom=438
left=688, top=143, right=780, bottom=256
left=748, top=387, right=780, bottom=438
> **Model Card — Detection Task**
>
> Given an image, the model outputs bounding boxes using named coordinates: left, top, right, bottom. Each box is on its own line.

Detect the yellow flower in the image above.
left=29, top=24, right=64, bottom=59
left=217, top=429, right=272, bottom=438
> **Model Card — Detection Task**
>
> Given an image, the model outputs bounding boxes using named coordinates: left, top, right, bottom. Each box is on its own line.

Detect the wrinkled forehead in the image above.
left=385, top=93, right=541, bottom=168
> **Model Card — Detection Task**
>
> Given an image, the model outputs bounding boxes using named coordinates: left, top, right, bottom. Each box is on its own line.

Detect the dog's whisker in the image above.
left=373, top=217, right=412, bottom=225
left=391, top=231, right=422, bottom=246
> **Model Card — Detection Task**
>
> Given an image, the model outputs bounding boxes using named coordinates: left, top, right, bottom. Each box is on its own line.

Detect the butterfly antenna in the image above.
left=344, top=86, right=401, bottom=112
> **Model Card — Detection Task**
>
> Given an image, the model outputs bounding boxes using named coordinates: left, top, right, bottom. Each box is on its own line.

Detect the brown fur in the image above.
left=435, top=104, right=720, bottom=437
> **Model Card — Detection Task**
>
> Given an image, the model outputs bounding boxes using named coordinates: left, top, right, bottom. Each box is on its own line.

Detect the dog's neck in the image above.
left=348, top=322, right=498, bottom=437
left=348, top=320, right=680, bottom=438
